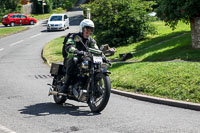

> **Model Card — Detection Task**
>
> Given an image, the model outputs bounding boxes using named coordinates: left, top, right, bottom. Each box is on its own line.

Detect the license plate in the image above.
left=93, top=56, right=103, bottom=64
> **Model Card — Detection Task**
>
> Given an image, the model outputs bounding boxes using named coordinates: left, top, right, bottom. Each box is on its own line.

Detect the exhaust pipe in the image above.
left=48, top=90, right=67, bottom=97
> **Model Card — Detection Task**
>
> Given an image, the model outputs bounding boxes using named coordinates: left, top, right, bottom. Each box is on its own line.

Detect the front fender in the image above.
left=101, top=68, right=111, bottom=75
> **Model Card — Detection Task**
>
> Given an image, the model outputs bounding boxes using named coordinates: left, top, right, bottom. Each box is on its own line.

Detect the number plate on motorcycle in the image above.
left=93, top=56, right=103, bottom=64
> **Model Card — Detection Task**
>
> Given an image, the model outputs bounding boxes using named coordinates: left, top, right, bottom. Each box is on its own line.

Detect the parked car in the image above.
left=1, top=13, right=37, bottom=27
left=47, top=14, right=69, bottom=31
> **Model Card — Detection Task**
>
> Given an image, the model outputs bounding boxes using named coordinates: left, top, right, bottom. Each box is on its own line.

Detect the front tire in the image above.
left=30, top=20, right=35, bottom=25
left=3, top=24, right=8, bottom=27
left=88, top=73, right=111, bottom=113
left=10, top=22, right=15, bottom=27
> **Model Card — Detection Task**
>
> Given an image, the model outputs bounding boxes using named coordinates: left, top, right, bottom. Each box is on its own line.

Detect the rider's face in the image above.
left=83, top=28, right=92, bottom=39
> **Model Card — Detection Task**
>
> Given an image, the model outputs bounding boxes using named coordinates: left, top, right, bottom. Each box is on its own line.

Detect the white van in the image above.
left=47, top=14, right=69, bottom=31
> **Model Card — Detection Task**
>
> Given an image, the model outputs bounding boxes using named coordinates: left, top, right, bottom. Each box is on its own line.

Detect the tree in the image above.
left=156, top=0, right=200, bottom=49
left=82, top=0, right=156, bottom=47
left=0, top=0, right=21, bottom=21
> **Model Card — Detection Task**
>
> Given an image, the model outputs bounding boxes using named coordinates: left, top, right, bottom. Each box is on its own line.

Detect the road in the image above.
left=0, top=2, right=200, bottom=133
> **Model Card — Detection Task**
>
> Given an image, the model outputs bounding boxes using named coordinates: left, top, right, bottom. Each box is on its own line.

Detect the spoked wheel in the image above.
left=53, top=75, right=67, bottom=104
left=88, top=73, right=111, bottom=113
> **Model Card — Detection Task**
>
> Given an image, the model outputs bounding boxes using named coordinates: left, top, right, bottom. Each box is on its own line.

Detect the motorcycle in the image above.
left=48, top=36, right=112, bottom=113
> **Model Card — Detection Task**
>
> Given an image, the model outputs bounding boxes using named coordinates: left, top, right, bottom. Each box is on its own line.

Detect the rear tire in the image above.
left=88, top=73, right=111, bottom=113
left=3, top=24, right=8, bottom=27
left=10, top=22, right=15, bottom=27
left=52, top=75, right=67, bottom=104
left=30, top=20, right=35, bottom=25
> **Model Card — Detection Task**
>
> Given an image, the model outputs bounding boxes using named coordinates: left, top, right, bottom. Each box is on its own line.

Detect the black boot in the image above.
left=59, top=84, right=69, bottom=94
left=59, top=75, right=71, bottom=93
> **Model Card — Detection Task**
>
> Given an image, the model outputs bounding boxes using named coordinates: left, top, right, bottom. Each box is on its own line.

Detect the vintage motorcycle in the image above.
left=48, top=36, right=111, bottom=113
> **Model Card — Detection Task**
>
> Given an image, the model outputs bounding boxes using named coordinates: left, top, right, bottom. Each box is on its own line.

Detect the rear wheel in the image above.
left=88, top=73, right=111, bottom=113
left=53, top=75, right=67, bottom=104
left=3, top=24, right=8, bottom=27
left=30, top=20, right=35, bottom=25
left=10, top=22, right=15, bottom=27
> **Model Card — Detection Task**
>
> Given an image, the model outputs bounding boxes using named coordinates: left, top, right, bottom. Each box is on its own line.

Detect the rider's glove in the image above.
left=74, top=50, right=87, bottom=56
left=102, top=56, right=112, bottom=66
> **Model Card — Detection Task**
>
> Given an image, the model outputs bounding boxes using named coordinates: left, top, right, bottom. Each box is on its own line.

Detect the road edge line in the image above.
left=41, top=48, right=51, bottom=66
left=41, top=47, right=200, bottom=111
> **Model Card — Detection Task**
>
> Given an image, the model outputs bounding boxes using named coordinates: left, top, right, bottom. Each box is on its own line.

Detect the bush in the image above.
left=82, top=0, right=156, bottom=47
left=156, top=0, right=200, bottom=29
left=32, top=0, right=77, bottom=14
left=32, top=0, right=52, bottom=14
left=64, top=0, right=78, bottom=10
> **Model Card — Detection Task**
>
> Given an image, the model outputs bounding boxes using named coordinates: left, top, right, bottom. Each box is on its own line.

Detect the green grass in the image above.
left=29, top=8, right=66, bottom=20
left=0, top=26, right=28, bottom=38
left=109, top=21, right=191, bottom=60
left=43, top=36, right=65, bottom=64
left=109, top=62, right=200, bottom=103
left=129, top=33, right=200, bottom=61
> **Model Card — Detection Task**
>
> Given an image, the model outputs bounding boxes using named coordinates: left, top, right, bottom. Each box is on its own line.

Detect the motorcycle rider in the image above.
left=60, top=19, right=99, bottom=93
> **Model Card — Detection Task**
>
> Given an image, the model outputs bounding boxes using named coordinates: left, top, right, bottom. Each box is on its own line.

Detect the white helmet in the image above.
left=80, top=19, right=95, bottom=33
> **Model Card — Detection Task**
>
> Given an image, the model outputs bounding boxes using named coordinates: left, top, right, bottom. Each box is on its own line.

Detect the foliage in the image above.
left=32, top=0, right=53, bottom=13
left=51, top=0, right=77, bottom=10
left=29, top=7, right=65, bottom=20
left=32, top=0, right=77, bottom=14
left=0, top=0, right=22, bottom=22
left=64, top=0, right=78, bottom=10
left=156, top=0, right=200, bottom=29
left=81, top=0, right=156, bottom=47
left=109, top=21, right=191, bottom=60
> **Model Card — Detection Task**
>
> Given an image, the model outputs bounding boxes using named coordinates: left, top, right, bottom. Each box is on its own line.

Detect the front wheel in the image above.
left=88, top=73, right=111, bottom=113
left=10, top=22, right=15, bottom=27
left=30, top=20, right=35, bottom=25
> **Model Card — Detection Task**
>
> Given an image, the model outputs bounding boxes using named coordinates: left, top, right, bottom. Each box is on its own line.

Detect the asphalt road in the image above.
left=1, top=2, right=200, bottom=133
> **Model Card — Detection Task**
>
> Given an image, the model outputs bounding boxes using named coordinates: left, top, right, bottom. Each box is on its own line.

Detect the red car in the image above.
left=1, top=13, right=37, bottom=27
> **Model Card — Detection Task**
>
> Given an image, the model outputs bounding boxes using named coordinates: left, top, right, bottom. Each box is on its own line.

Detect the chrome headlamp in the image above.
left=81, top=61, right=89, bottom=69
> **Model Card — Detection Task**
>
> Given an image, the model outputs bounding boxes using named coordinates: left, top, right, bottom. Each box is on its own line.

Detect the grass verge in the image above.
left=43, top=36, right=65, bottom=64
left=109, top=62, right=200, bottom=103
left=29, top=8, right=66, bottom=21
left=0, top=26, right=28, bottom=38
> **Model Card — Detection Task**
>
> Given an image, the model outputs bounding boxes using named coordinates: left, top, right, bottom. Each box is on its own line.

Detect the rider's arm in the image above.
left=90, top=38, right=99, bottom=49
left=66, top=37, right=85, bottom=56
left=66, top=38, right=77, bottom=53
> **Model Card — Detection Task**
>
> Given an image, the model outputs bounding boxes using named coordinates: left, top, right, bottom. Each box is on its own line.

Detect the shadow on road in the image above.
left=18, top=102, right=100, bottom=116
left=41, top=29, right=65, bottom=33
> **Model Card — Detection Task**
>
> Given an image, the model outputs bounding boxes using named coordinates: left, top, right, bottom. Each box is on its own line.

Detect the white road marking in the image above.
left=0, top=48, right=4, bottom=51
left=0, top=124, right=16, bottom=133
left=10, top=40, right=24, bottom=46
left=30, top=33, right=41, bottom=38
